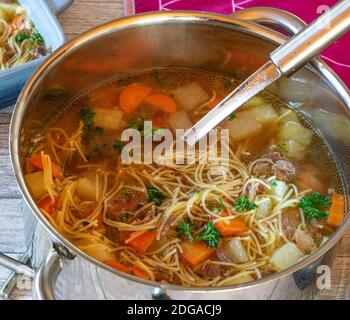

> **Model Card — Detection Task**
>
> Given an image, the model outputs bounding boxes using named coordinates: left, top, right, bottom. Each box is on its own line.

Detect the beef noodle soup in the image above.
left=23, top=68, right=345, bottom=286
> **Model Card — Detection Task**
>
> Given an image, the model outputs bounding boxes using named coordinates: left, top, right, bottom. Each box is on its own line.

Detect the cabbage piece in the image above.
left=242, top=96, right=266, bottom=108
left=278, top=121, right=313, bottom=146
left=169, top=110, right=193, bottom=132
left=93, top=108, right=123, bottom=131
left=171, top=82, right=209, bottom=111
left=269, top=242, right=304, bottom=271
left=256, top=197, right=273, bottom=219
left=223, top=110, right=262, bottom=141
left=25, top=171, right=46, bottom=200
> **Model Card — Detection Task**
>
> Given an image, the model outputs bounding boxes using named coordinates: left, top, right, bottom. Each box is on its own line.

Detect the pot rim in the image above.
left=10, top=10, right=350, bottom=292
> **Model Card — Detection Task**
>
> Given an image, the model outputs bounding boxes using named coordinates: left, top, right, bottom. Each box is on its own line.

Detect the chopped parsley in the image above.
left=15, top=32, right=29, bottom=43
left=95, top=126, right=104, bottom=134
left=121, top=189, right=131, bottom=198
left=128, top=118, right=164, bottom=138
left=79, top=106, right=95, bottom=132
left=42, top=87, right=69, bottom=101
left=92, top=143, right=106, bottom=154
left=208, top=198, right=225, bottom=213
left=271, top=180, right=277, bottom=186
left=234, top=195, right=257, bottom=212
left=31, top=32, right=44, bottom=45
left=299, top=192, right=332, bottom=219
left=227, top=112, right=236, bottom=121
left=147, top=187, right=164, bottom=206
left=223, top=80, right=232, bottom=88
left=277, top=142, right=289, bottom=153
left=177, top=221, right=194, bottom=241
left=113, top=140, right=125, bottom=153
left=177, top=221, right=221, bottom=248
left=152, top=69, right=165, bottom=87
left=194, top=222, right=221, bottom=248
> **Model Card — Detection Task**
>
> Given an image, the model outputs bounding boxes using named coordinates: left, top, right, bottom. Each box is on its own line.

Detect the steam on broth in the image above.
left=23, top=68, right=345, bottom=286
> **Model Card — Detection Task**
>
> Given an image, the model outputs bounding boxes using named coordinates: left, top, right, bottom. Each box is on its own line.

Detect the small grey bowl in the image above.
left=0, top=0, right=73, bottom=109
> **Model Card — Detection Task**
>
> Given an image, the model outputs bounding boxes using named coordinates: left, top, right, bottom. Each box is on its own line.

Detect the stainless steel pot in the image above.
left=2, top=8, right=350, bottom=300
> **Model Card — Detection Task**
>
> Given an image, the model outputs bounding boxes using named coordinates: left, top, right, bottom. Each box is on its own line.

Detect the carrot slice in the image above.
left=144, top=94, right=177, bottom=114
left=103, top=260, right=130, bottom=274
left=207, top=97, right=222, bottom=110
left=11, top=14, right=24, bottom=29
left=215, top=216, right=248, bottom=237
left=119, top=231, right=132, bottom=242
left=327, top=193, right=345, bottom=227
left=38, top=196, right=57, bottom=215
left=126, top=230, right=156, bottom=253
left=29, top=155, right=63, bottom=180
left=180, top=241, right=214, bottom=267
left=132, top=265, right=151, bottom=280
left=119, top=84, right=152, bottom=113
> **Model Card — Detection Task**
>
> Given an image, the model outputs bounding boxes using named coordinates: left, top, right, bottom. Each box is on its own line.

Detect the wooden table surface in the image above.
left=0, top=0, right=350, bottom=300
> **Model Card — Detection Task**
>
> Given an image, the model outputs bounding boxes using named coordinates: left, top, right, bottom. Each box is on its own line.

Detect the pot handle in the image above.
left=46, top=0, right=74, bottom=15
left=233, top=7, right=307, bottom=36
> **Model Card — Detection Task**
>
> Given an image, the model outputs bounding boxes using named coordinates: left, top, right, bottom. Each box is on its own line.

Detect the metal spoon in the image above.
left=183, top=0, right=350, bottom=145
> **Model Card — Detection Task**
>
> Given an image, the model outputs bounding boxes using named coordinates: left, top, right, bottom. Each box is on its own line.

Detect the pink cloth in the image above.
left=124, top=0, right=350, bottom=88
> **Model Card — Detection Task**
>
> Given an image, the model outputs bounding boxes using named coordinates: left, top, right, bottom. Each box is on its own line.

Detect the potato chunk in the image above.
left=278, top=122, right=313, bottom=146
left=25, top=171, right=46, bottom=200
left=93, top=107, right=123, bottom=131
left=224, top=110, right=262, bottom=141
left=76, top=177, right=96, bottom=201
left=250, top=104, right=278, bottom=125
left=269, top=242, right=304, bottom=271
left=171, top=82, right=209, bottom=111
left=169, top=111, right=193, bottom=132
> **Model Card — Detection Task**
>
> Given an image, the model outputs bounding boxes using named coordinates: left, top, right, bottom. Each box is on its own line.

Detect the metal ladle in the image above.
left=183, top=0, right=350, bottom=145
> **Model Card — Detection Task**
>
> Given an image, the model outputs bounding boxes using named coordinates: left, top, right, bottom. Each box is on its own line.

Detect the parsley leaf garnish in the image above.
left=152, top=69, right=165, bottom=87
left=177, top=221, right=221, bottom=248
left=277, top=142, right=289, bottom=153
left=227, top=112, right=236, bottom=121
left=15, top=32, right=29, bottom=42
left=147, top=187, right=164, bottom=206
left=112, top=140, right=125, bottom=153
left=299, top=192, right=331, bottom=219
left=208, top=198, right=225, bottom=213
left=79, top=106, right=95, bottom=132
left=31, top=32, right=44, bottom=45
left=234, top=195, right=257, bottom=212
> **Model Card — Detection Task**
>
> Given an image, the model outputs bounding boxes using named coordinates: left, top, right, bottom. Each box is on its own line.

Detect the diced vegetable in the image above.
left=215, top=217, right=248, bottom=237
left=38, top=195, right=57, bottom=215
left=119, top=84, right=152, bottom=113
left=132, top=264, right=150, bottom=280
left=269, top=242, right=304, bottom=271
left=327, top=193, right=345, bottom=226
left=82, top=245, right=116, bottom=262
left=256, top=198, right=273, bottom=219
left=269, top=180, right=288, bottom=202
left=278, top=107, right=301, bottom=125
left=29, top=155, right=63, bottom=180
left=221, top=238, right=249, bottom=263
left=169, top=111, right=193, bottom=132
left=76, top=177, right=96, bottom=201
left=103, top=260, right=130, bottom=273
left=279, top=139, right=306, bottom=161
left=278, top=122, right=313, bottom=146
left=93, top=107, right=123, bottom=131
left=222, top=273, right=254, bottom=285
left=223, top=110, right=262, bottom=141
left=24, top=171, right=46, bottom=200
left=127, top=230, right=156, bottom=253
left=144, top=94, right=176, bottom=114
left=180, top=241, right=214, bottom=267
left=250, top=104, right=278, bottom=125
left=171, top=82, right=209, bottom=111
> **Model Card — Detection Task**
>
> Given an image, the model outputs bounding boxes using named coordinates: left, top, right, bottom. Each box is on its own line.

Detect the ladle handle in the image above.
left=270, top=0, right=350, bottom=75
